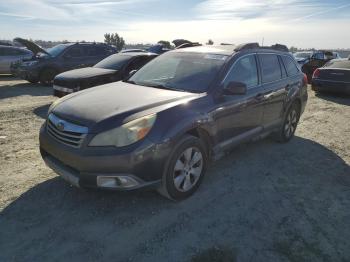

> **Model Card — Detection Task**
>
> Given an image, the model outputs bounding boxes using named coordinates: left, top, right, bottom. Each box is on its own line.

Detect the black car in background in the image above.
left=12, top=38, right=116, bottom=85
left=53, top=52, right=158, bottom=97
left=300, top=50, right=340, bottom=82
left=312, top=58, right=350, bottom=95
left=40, top=43, right=308, bottom=200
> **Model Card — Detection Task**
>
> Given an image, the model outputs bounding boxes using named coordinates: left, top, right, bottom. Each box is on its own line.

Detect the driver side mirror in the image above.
left=224, top=81, right=247, bottom=95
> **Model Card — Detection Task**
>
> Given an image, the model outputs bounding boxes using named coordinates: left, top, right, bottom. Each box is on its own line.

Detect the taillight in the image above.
left=312, top=68, right=320, bottom=78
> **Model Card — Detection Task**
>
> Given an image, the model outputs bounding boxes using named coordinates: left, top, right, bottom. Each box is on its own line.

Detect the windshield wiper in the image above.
left=124, top=79, right=136, bottom=84
left=138, top=82, right=188, bottom=92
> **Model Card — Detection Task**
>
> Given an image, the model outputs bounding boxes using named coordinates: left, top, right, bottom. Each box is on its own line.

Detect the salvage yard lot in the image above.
left=0, top=75, right=349, bottom=262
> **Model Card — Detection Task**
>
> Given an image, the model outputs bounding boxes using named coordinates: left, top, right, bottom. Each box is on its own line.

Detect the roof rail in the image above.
left=175, top=42, right=202, bottom=49
left=220, top=43, right=234, bottom=46
left=234, top=42, right=289, bottom=52
left=234, top=43, right=259, bottom=51
left=270, top=44, right=289, bottom=52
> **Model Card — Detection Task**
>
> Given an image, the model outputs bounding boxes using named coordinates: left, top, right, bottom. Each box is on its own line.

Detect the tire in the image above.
left=274, top=102, right=300, bottom=143
left=40, top=68, right=57, bottom=86
left=157, top=135, right=208, bottom=201
left=53, top=89, right=64, bottom=98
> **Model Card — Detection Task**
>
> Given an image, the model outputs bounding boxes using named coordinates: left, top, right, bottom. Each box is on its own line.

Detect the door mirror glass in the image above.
left=224, top=81, right=247, bottom=95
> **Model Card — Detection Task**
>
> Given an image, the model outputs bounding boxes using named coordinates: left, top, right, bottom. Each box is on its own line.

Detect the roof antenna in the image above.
left=261, top=37, right=264, bottom=46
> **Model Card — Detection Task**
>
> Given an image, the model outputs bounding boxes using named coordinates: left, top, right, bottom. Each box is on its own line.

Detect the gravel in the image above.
left=0, top=76, right=349, bottom=262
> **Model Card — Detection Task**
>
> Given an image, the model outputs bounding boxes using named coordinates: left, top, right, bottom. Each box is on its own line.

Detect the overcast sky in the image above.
left=0, top=0, right=350, bottom=49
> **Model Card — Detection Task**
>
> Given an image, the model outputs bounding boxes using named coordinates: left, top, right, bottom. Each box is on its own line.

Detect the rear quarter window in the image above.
left=282, top=56, right=299, bottom=76
left=259, top=54, right=282, bottom=83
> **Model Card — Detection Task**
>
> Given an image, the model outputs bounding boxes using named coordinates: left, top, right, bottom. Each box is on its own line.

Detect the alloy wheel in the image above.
left=284, top=109, right=298, bottom=138
left=173, top=147, right=203, bottom=192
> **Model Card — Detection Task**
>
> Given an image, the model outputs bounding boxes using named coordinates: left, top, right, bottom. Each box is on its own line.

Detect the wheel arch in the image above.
left=185, top=127, right=214, bottom=159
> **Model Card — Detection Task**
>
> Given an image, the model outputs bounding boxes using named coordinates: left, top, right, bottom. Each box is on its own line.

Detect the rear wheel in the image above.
left=158, top=135, right=208, bottom=200
left=274, top=103, right=300, bottom=143
left=40, top=68, right=57, bottom=86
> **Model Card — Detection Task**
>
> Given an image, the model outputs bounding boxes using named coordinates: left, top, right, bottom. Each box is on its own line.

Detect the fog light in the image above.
left=97, top=175, right=140, bottom=189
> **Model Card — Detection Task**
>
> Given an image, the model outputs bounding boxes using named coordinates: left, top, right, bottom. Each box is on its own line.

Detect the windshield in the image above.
left=128, top=52, right=228, bottom=93
left=324, top=60, right=350, bottom=69
left=93, top=54, right=131, bottom=70
left=46, top=44, right=70, bottom=57
left=294, top=52, right=312, bottom=59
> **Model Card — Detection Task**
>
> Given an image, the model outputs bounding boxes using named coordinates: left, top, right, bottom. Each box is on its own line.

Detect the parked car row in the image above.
left=293, top=50, right=341, bottom=82
left=1, top=38, right=169, bottom=85
left=10, top=38, right=117, bottom=84
left=39, top=43, right=308, bottom=200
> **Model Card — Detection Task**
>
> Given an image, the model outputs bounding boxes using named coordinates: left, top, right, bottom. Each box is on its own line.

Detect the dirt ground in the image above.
left=0, top=75, right=349, bottom=262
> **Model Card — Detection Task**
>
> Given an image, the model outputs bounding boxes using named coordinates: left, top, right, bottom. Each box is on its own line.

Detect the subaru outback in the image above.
left=39, top=43, right=308, bottom=200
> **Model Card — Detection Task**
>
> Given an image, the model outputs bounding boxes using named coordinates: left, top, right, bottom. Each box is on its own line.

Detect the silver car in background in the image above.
left=0, top=46, right=33, bottom=74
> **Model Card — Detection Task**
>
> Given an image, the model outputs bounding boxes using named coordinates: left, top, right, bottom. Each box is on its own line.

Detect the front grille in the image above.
left=46, top=114, right=88, bottom=148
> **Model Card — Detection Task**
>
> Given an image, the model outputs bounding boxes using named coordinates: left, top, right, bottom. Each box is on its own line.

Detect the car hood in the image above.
left=14, top=37, right=49, bottom=55
left=51, top=81, right=203, bottom=130
left=55, top=67, right=117, bottom=81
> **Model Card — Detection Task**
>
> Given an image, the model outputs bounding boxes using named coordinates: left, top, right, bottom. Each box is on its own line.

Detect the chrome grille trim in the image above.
left=47, top=113, right=88, bottom=148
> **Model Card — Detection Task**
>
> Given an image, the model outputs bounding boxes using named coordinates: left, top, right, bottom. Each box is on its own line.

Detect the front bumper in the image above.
left=312, top=79, right=350, bottom=95
left=39, top=123, right=171, bottom=190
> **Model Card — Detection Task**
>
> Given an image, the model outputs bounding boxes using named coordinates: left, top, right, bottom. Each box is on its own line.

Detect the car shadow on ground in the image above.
left=1, top=136, right=349, bottom=261
left=33, top=104, right=51, bottom=119
left=315, top=92, right=350, bottom=106
left=0, top=77, right=51, bottom=100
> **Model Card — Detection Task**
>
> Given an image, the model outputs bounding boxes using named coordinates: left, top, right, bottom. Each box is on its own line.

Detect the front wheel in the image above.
left=274, top=103, right=300, bottom=143
left=40, top=68, right=57, bottom=86
left=158, top=135, right=208, bottom=200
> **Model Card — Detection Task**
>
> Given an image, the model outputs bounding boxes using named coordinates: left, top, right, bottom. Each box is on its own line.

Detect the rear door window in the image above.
left=259, top=54, right=282, bottom=83
left=224, top=54, right=259, bottom=88
left=85, top=46, right=99, bottom=57
left=281, top=56, right=299, bottom=76
left=65, top=46, right=84, bottom=57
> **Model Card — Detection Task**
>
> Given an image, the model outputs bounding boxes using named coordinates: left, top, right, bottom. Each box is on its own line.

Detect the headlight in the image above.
left=23, top=60, right=38, bottom=67
left=89, top=114, right=157, bottom=147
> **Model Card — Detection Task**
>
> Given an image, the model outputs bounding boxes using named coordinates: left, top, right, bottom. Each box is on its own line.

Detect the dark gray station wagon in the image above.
left=40, top=43, right=308, bottom=200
